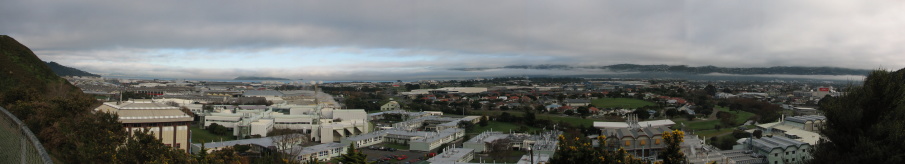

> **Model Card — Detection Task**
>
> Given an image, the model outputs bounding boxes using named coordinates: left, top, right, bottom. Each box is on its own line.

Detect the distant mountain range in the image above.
left=451, top=64, right=871, bottom=76
left=44, top=61, right=101, bottom=77
left=234, top=76, right=290, bottom=80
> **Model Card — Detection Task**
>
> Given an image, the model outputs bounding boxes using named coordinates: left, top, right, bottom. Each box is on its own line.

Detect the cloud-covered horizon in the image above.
left=3, top=0, right=904, bottom=80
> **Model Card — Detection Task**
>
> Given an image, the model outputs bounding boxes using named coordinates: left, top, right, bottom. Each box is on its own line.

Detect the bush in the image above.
left=208, top=123, right=230, bottom=136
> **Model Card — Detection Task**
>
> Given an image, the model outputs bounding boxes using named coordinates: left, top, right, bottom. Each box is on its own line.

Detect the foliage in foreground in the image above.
left=810, top=68, right=905, bottom=163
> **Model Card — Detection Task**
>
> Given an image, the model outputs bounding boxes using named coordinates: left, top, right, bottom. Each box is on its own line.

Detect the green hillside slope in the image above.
left=0, top=35, right=82, bottom=97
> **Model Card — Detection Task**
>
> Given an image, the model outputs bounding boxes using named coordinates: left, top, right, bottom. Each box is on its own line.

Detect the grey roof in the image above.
left=193, top=137, right=275, bottom=149
left=784, top=115, right=826, bottom=123
left=244, top=90, right=285, bottom=97
left=751, top=135, right=808, bottom=152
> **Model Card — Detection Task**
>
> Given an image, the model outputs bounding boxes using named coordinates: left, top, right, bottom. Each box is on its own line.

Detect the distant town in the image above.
left=65, top=74, right=842, bottom=163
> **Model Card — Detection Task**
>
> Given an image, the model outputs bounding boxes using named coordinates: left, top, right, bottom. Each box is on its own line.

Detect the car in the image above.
left=387, top=148, right=397, bottom=152
left=396, top=155, right=408, bottom=160
left=369, top=146, right=376, bottom=150
left=379, top=146, right=386, bottom=151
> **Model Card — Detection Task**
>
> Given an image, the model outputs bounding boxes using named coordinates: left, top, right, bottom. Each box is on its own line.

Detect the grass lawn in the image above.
left=671, top=106, right=760, bottom=138
left=715, top=106, right=756, bottom=124
left=592, top=98, right=657, bottom=109
left=191, top=126, right=235, bottom=143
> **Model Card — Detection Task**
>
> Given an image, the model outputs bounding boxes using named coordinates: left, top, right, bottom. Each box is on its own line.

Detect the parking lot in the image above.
left=359, top=144, right=431, bottom=164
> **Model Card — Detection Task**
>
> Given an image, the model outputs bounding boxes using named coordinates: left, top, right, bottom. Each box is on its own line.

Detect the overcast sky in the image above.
left=3, top=0, right=904, bottom=80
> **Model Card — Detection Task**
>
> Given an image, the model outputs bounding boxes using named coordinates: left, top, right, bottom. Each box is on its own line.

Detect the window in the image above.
left=176, top=143, right=181, bottom=148
left=640, top=140, right=646, bottom=145
left=655, top=139, right=660, bottom=144
left=625, top=140, right=631, bottom=146
left=774, top=153, right=778, bottom=157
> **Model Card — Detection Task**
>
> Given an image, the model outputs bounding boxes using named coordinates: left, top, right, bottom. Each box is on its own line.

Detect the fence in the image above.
left=0, top=106, right=53, bottom=164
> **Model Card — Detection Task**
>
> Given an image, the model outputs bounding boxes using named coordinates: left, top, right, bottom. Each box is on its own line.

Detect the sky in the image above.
left=2, top=0, right=904, bottom=80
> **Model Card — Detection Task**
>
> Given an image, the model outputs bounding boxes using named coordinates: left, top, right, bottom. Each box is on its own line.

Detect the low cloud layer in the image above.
left=2, top=0, right=903, bottom=80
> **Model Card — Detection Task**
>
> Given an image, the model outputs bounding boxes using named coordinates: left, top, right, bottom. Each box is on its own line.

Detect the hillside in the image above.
left=45, top=61, right=101, bottom=77
left=0, top=35, right=83, bottom=97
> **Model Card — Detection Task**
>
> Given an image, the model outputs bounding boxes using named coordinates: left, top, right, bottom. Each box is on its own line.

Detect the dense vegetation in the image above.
left=45, top=61, right=101, bottom=77
left=809, top=68, right=905, bottom=163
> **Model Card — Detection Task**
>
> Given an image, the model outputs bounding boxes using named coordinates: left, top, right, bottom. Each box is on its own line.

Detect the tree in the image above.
left=550, top=134, right=656, bottom=164
left=576, top=106, right=590, bottom=118
left=337, top=143, right=371, bottom=164
left=524, top=111, right=537, bottom=126
left=659, top=130, right=687, bottom=164
left=208, top=123, right=230, bottom=136
left=479, top=115, right=489, bottom=127
left=116, top=130, right=193, bottom=163
left=704, top=84, right=717, bottom=96
left=632, top=108, right=650, bottom=120
left=810, top=69, right=905, bottom=164
left=752, top=129, right=763, bottom=139
left=665, top=108, right=678, bottom=118
left=564, top=109, right=575, bottom=116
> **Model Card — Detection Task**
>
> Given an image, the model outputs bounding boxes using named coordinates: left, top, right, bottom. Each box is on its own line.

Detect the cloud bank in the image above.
left=2, top=0, right=903, bottom=80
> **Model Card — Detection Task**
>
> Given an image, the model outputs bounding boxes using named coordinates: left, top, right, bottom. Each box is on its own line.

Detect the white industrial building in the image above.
left=201, top=91, right=371, bottom=143
left=755, top=115, right=826, bottom=145
left=341, top=112, right=475, bottom=151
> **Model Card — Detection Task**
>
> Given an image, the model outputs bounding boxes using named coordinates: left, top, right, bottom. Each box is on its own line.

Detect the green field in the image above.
left=716, top=106, right=756, bottom=124
left=592, top=98, right=656, bottom=109
left=191, top=126, right=235, bottom=143
left=671, top=106, right=758, bottom=138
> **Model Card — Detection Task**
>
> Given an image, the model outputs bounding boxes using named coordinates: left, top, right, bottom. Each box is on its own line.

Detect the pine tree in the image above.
left=809, top=68, right=905, bottom=163
left=337, top=143, right=371, bottom=164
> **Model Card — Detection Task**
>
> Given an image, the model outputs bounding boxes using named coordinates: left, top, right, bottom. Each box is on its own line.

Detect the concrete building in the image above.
left=200, top=91, right=370, bottom=143
left=292, top=142, right=349, bottom=162
left=342, top=112, right=474, bottom=151
left=426, top=148, right=475, bottom=163
left=740, top=136, right=811, bottom=164
left=755, top=115, right=825, bottom=145
left=95, top=100, right=193, bottom=152
left=464, top=130, right=560, bottom=155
